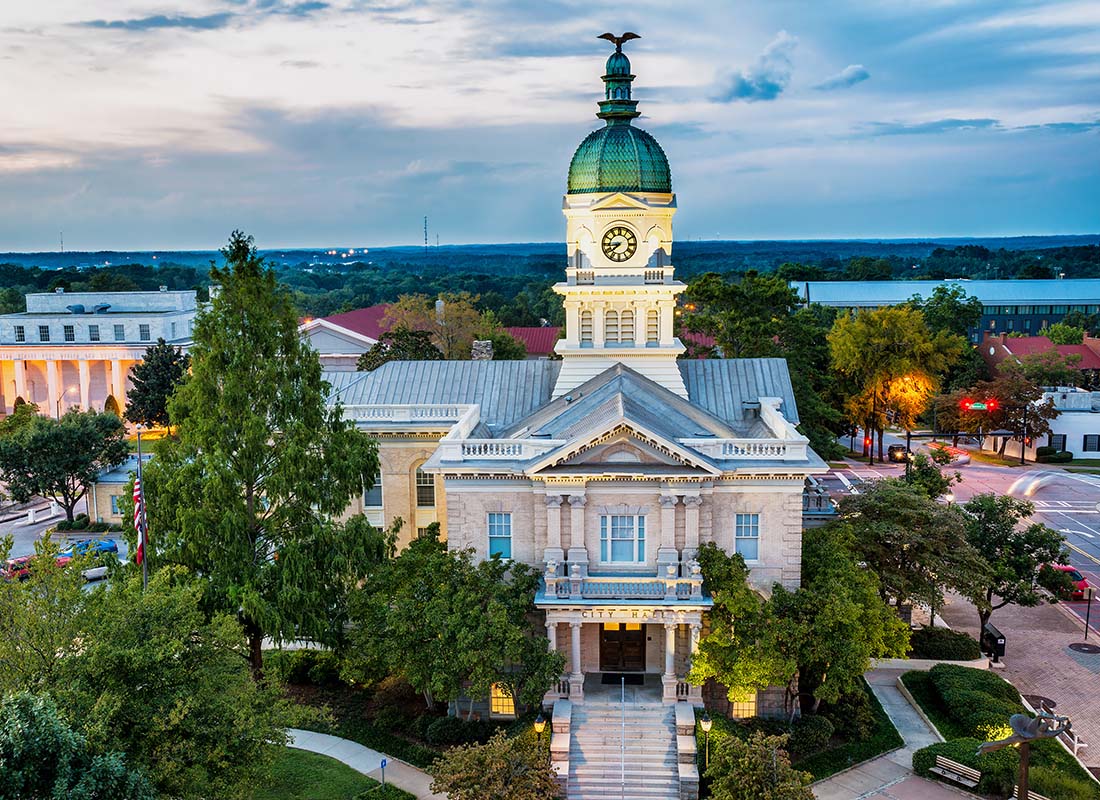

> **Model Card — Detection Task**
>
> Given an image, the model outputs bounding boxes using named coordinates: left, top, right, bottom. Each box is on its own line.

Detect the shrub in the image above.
left=73, top=513, right=90, bottom=529
left=819, top=688, right=876, bottom=740
left=908, top=627, right=982, bottom=661
left=87, top=521, right=111, bottom=532
left=1035, top=445, right=1057, bottom=457
left=1030, top=765, right=1100, bottom=800
left=1038, top=564, right=1079, bottom=600
left=913, top=738, right=1018, bottom=796
left=425, top=715, right=492, bottom=746
left=266, top=649, right=343, bottom=687
left=929, top=664, right=1021, bottom=705
left=412, top=714, right=435, bottom=741
left=354, top=785, right=417, bottom=800
left=1037, top=450, right=1073, bottom=463
left=787, top=714, right=834, bottom=759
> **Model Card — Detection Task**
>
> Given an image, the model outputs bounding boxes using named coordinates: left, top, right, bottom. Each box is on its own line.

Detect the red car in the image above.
left=1046, top=564, right=1090, bottom=601
left=2, top=554, right=71, bottom=581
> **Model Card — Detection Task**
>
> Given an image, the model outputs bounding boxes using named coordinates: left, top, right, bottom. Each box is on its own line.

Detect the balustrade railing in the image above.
left=343, top=404, right=470, bottom=423
left=679, top=437, right=808, bottom=461
left=543, top=563, right=705, bottom=602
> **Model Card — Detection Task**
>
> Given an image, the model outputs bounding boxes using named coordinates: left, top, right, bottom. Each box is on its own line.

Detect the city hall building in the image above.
left=329, top=41, right=825, bottom=710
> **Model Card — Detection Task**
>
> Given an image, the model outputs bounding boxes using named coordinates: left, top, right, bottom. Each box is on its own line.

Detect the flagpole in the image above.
left=136, top=424, right=147, bottom=591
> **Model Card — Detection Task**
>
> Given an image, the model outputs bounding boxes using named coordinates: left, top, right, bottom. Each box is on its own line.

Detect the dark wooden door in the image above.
left=600, top=624, right=646, bottom=672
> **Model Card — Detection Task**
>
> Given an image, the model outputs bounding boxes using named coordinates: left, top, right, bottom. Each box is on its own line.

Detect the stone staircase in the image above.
left=566, top=702, right=680, bottom=800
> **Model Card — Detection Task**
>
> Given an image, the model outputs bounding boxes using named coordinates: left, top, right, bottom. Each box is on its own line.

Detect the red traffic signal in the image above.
left=864, top=437, right=872, bottom=448
left=986, top=398, right=998, bottom=411
left=961, top=398, right=973, bottom=410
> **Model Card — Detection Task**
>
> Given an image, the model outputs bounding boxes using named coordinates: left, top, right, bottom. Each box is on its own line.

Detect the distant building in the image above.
left=89, top=453, right=152, bottom=523
left=792, top=279, right=1100, bottom=342
left=0, top=288, right=197, bottom=416
left=980, top=331, right=1100, bottom=389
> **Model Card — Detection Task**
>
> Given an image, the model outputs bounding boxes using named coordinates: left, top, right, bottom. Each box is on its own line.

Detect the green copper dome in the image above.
left=568, top=124, right=671, bottom=194
left=567, top=35, right=671, bottom=195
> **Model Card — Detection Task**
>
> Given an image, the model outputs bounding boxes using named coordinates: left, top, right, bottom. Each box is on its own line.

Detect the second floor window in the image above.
left=64, top=325, right=75, bottom=342
left=415, top=467, right=435, bottom=507
left=14, top=325, right=24, bottom=342
left=600, top=514, right=645, bottom=563
left=488, top=512, right=512, bottom=559
left=89, top=325, right=100, bottom=342
left=139, top=324, right=151, bottom=341
left=110, top=495, right=121, bottom=514
left=114, top=324, right=125, bottom=341
left=735, top=513, right=760, bottom=561
left=38, top=326, right=50, bottom=342
left=363, top=472, right=382, bottom=508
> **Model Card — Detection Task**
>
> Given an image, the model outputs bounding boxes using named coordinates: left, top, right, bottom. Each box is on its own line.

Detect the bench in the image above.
left=1014, top=788, right=1053, bottom=800
left=929, top=755, right=980, bottom=789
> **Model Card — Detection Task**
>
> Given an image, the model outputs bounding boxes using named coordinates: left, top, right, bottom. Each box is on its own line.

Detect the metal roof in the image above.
left=336, top=360, right=561, bottom=434
left=678, top=358, right=800, bottom=425
left=793, top=279, right=1100, bottom=307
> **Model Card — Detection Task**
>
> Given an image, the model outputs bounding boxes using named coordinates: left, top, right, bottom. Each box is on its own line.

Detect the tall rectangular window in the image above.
left=1049, top=434, right=1067, bottom=451
left=38, top=325, right=50, bottom=342
left=139, top=324, right=151, bottom=341
left=14, top=325, right=24, bottom=343
left=600, top=515, right=645, bottom=562
left=110, top=495, right=121, bottom=514
left=1083, top=435, right=1100, bottom=453
left=489, top=684, right=515, bottom=717
left=415, top=468, right=435, bottom=507
left=363, top=472, right=382, bottom=508
left=89, top=325, right=100, bottom=342
left=488, top=512, right=512, bottom=559
left=63, top=325, right=75, bottom=342
left=735, top=513, right=760, bottom=561
left=170, top=321, right=177, bottom=338
left=114, top=324, right=125, bottom=341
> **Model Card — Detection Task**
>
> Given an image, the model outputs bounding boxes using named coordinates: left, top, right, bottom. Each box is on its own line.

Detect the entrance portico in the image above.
left=540, top=603, right=709, bottom=705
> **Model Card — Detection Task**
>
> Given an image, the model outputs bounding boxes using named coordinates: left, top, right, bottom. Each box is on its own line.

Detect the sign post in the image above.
left=1085, top=588, right=1094, bottom=641
left=380, top=758, right=387, bottom=787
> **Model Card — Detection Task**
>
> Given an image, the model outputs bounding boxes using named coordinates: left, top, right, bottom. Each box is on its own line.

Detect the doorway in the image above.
left=599, top=622, right=645, bottom=672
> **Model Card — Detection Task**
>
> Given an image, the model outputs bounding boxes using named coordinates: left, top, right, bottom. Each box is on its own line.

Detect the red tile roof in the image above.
left=321, top=304, right=391, bottom=340
left=505, top=326, right=560, bottom=356
left=990, top=334, right=1100, bottom=370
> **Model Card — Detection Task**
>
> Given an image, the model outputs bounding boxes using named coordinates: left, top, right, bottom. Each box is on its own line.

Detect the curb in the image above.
left=894, top=675, right=945, bottom=743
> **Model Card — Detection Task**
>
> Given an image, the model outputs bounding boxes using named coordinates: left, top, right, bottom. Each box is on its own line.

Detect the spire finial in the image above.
left=598, top=32, right=640, bottom=53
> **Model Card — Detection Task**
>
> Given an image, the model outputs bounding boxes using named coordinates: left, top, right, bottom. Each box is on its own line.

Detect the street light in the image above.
left=534, top=712, right=546, bottom=758
left=700, top=711, right=713, bottom=769
left=944, top=492, right=955, bottom=505
left=55, top=385, right=77, bottom=419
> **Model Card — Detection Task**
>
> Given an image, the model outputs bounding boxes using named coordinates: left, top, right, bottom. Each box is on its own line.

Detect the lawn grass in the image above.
left=1066, top=458, right=1100, bottom=467
left=901, top=670, right=1100, bottom=798
left=965, top=449, right=1023, bottom=467
left=1065, top=467, right=1100, bottom=475
left=251, top=747, right=378, bottom=800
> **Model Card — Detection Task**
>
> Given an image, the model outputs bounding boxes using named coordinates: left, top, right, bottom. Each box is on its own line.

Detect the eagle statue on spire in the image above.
left=598, top=32, right=640, bottom=52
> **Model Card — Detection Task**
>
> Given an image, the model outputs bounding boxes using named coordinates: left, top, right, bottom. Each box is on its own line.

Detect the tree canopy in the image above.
left=144, top=231, right=382, bottom=675
left=357, top=327, right=443, bottom=371
left=706, top=731, right=814, bottom=800
left=0, top=410, right=128, bottom=522
left=910, top=284, right=984, bottom=339
left=124, top=337, right=190, bottom=428
left=1040, top=322, right=1085, bottom=345
left=430, top=729, right=558, bottom=800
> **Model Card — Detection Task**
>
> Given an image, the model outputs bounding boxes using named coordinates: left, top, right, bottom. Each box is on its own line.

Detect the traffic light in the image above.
left=864, top=436, right=872, bottom=448
left=961, top=398, right=973, bottom=411
left=986, top=398, right=998, bottom=411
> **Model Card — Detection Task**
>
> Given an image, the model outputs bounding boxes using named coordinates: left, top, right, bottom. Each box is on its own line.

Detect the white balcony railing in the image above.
left=435, top=438, right=567, bottom=462
left=342, top=404, right=472, bottom=424
left=542, top=562, right=705, bottom=602
left=679, top=438, right=808, bottom=461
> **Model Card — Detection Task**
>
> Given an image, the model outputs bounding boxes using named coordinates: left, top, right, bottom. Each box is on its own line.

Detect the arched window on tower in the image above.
left=620, top=310, right=635, bottom=345
left=580, top=310, right=593, bottom=346
left=604, top=310, right=619, bottom=344
left=647, top=309, right=659, bottom=345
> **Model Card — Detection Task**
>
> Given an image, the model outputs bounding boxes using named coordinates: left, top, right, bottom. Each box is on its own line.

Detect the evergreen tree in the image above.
left=144, top=231, right=381, bottom=676
left=124, top=337, right=190, bottom=428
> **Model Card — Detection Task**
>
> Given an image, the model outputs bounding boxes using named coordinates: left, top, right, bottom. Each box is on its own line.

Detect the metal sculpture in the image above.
left=598, top=32, right=640, bottom=52
left=978, top=707, right=1073, bottom=799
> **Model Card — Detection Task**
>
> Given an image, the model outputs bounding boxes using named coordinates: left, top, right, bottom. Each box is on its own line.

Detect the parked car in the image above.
left=1044, top=564, right=1090, bottom=601
left=887, top=444, right=909, bottom=463
left=58, top=539, right=118, bottom=559
left=1, top=553, right=72, bottom=582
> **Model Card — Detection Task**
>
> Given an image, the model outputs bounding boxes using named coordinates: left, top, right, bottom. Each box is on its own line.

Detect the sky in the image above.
left=1, top=0, right=1098, bottom=250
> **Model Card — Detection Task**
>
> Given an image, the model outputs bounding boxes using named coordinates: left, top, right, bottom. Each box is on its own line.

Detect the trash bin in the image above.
left=982, top=622, right=1006, bottom=663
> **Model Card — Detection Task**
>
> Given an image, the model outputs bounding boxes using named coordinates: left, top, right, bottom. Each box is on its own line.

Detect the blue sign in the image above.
left=380, top=758, right=387, bottom=769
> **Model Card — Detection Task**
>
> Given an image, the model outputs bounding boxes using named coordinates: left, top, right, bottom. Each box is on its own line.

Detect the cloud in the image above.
left=815, top=64, right=870, bottom=90
left=81, top=13, right=235, bottom=31
left=713, top=31, right=798, bottom=102
left=863, top=118, right=1001, bottom=136
left=281, top=59, right=321, bottom=68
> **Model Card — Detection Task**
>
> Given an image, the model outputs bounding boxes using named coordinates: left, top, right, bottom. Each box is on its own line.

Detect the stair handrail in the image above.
left=620, top=675, right=626, bottom=800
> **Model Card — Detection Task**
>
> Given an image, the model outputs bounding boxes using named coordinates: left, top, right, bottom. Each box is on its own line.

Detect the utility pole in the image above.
left=423, top=216, right=428, bottom=253
left=60, top=231, right=64, bottom=253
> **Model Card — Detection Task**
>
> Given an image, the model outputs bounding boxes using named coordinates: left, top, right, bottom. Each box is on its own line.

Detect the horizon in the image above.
left=1, top=2, right=1097, bottom=251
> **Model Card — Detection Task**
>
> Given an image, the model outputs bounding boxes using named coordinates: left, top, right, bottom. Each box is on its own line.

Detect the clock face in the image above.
left=601, top=226, right=638, bottom=262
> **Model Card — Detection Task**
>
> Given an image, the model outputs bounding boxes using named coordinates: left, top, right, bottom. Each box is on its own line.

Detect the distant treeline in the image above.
left=1, top=240, right=1098, bottom=327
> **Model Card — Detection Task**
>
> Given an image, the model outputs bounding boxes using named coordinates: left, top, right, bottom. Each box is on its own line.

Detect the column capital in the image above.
left=544, top=494, right=563, bottom=508
left=570, top=620, right=583, bottom=630
left=659, top=494, right=678, bottom=509
left=664, top=621, right=679, bottom=631
left=683, top=495, right=703, bottom=508
left=568, top=494, right=587, bottom=508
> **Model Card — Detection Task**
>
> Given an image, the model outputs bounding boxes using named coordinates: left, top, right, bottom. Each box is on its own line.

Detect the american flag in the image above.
left=133, top=477, right=146, bottom=566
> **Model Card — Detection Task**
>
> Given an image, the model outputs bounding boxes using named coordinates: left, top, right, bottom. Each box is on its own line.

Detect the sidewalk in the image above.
left=938, top=592, right=1100, bottom=769
left=813, top=669, right=978, bottom=800
left=287, top=728, right=445, bottom=800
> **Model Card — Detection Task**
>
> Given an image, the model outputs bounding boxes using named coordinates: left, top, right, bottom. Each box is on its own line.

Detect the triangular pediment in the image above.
left=300, top=319, right=378, bottom=352
left=526, top=421, right=720, bottom=477
left=588, top=192, right=653, bottom=211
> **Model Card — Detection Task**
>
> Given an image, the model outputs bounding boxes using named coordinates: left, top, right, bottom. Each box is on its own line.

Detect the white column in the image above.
left=683, top=495, right=702, bottom=560
left=110, top=360, right=125, bottom=408
left=633, top=302, right=646, bottom=347
left=688, top=622, right=704, bottom=706
left=78, top=360, right=90, bottom=411
left=13, top=360, right=27, bottom=402
left=45, top=360, right=59, bottom=417
left=564, top=302, right=580, bottom=346
left=659, top=300, right=675, bottom=344
left=546, top=620, right=558, bottom=651
left=662, top=623, right=679, bottom=702
left=569, top=621, right=584, bottom=700
left=545, top=494, right=563, bottom=563
left=593, top=303, right=606, bottom=347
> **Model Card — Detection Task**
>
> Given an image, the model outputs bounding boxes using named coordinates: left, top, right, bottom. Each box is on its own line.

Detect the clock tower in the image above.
left=553, top=34, right=688, bottom=398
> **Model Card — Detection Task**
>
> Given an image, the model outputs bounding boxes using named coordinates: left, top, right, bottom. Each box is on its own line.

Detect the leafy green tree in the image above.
left=909, top=284, right=984, bottom=339
left=1040, top=322, right=1086, bottom=345
left=961, top=494, right=1068, bottom=631
left=62, top=569, right=298, bottom=800
left=145, top=231, right=381, bottom=676
left=706, top=731, right=814, bottom=800
left=124, top=337, right=190, bottom=428
left=837, top=480, right=986, bottom=609
left=951, top=373, right=1059, bottom=456
left=906, top=449, right=961, bottom=500
left=1061, top=310, right=1100, bottom=336
left=0, top=400, right=40, bottom=437
left=357, top=327, right=443, bottom=371
left=0, top=411, right=128, bottom=522
left=0, top=692, right=155, bottom=800
left=430, top=729, right=558, bottom=800
left=845, top=256, right=894, bottom=281
left=1003, top=349, right=1082, bottom=387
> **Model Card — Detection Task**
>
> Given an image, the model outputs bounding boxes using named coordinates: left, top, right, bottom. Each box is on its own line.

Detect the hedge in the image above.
left=913, top=738, right=1017, bottom=796
left=354, top=785, right=417, bottom=800
left=908, top=627, right=982, bottom=661
left=1037, top=450, right=1074, bottom=463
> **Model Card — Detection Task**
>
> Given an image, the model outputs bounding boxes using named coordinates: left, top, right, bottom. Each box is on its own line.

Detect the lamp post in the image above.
left=56, top=385, right=78, bottom=419
left=700, top=711, right=712, bottom=770
left=534, top=712, right=546, bottom=760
